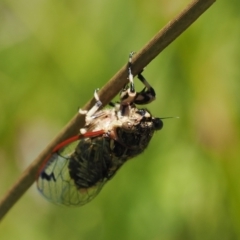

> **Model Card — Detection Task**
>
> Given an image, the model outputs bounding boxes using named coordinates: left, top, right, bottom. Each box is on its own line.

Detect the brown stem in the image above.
left=0, top=0, right=216, bottom=221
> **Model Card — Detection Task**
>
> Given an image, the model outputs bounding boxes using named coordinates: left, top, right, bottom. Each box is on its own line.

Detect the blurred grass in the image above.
left=1, top=0, right=240, bottom=239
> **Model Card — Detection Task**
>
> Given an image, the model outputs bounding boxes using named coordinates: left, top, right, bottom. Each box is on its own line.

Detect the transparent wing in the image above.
left=37, top=131, right=106, bottom=206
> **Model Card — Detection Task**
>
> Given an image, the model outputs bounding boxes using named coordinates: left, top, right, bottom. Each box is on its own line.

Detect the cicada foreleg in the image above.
left=120, top=52, right=156, bottom=106
left=134, top=72, right=156, bottom=105
left=120, top=52, right=137, bottom=105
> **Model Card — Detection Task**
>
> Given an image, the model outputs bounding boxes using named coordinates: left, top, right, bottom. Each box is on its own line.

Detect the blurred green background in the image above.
left=1, top=0, right=240, bottom=239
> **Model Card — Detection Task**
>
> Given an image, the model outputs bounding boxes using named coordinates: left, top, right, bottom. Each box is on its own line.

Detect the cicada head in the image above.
left=115, top=108, right=163, bottom=151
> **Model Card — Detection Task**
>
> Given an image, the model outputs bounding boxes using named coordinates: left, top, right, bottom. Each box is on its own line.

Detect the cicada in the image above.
left=37, top=52, right=163, bottom=206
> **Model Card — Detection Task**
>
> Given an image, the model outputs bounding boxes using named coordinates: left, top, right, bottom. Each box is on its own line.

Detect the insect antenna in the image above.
left=159, top=116, right=179, bottom=120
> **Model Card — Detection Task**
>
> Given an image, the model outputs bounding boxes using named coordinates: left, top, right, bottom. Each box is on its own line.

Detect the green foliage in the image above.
left=1, top=0, right=240, bottom=239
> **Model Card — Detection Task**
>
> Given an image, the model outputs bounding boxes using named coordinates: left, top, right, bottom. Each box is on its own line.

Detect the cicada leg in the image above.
left=79, top=89, right=102, bottom=133
left=120, top=52, right=137, bottom=105
left=120, top=52, right=156, bottom=106
left=134, top=72, right=156, bottom=105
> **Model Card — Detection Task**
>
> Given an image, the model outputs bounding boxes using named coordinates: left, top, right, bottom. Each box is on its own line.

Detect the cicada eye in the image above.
left=153, top=118, right=163, bottom=130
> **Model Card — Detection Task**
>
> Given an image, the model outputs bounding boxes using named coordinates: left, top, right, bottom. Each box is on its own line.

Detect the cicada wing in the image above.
left=37, top=140, right=79, bottom=206
left=37, top=134, right=107, bottom=206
